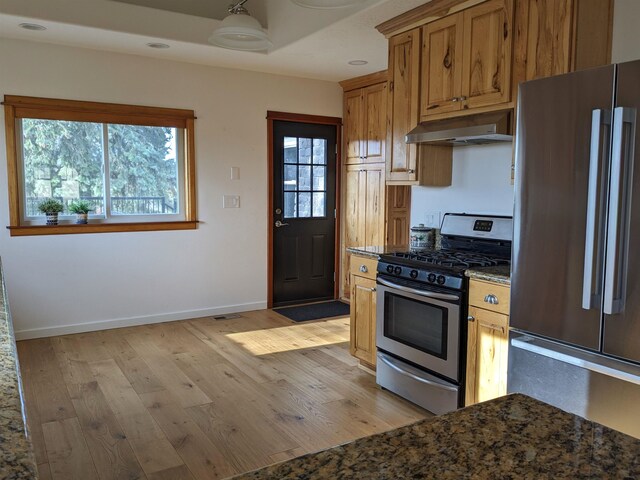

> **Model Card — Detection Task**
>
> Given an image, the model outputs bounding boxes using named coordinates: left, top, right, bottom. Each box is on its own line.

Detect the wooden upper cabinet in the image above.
left=421, top=14, right=464, bottom=117
left=512, top=0, right=613, bottom=86
left=362, top=83, right=387, bottom=164
left=386, top=29, right=421, bottom=182
left=343, top=82, right=387, bottom=165
left=420, top=0, right=513, bottom=119
left=461, top=0, right=513, bottom=110
left=344, top=89, right=363, bottom=165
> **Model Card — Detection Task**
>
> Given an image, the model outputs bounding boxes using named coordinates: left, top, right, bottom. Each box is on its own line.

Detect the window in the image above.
left=283, top=136, right=327, bottom=218
left=3, top=96, right=197, bottom=235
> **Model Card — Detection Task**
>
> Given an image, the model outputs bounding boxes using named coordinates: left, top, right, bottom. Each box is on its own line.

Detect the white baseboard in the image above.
left=14, top=301, right=268, bottom=340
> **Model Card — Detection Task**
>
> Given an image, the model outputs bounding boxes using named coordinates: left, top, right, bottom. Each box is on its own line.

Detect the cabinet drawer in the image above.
left=469, top=279, right=510, bottom=315
left=350, top=256, right=378, bottom=281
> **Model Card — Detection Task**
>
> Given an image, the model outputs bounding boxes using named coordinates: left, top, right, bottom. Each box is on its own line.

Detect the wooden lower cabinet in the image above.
left=465, top=279, right=510, bottom=406
left=349, top=256, right=378, bottom=368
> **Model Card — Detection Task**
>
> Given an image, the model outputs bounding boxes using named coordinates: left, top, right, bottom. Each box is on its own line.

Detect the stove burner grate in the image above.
left=390, top=250, right=510, bottom=269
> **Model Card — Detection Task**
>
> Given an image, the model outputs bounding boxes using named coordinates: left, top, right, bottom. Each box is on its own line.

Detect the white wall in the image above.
left=0, top=38, right=342, bottom=339
left=410, top=144, right=514, bottom=228
left=612, top=0, right=640, bottom=63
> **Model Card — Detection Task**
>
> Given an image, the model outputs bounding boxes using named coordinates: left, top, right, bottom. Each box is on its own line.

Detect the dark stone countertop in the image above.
left=0, top=260, right=38, bottom=480
left=465, top=264, right=511, bottom=285
left=345, top=245, right=410, bottom=259
left=229, top=393, right=640, bottom=480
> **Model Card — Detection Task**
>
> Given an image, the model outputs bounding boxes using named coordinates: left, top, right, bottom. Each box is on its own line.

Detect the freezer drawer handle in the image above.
left=604, top=107, right=636, bottom=315
left=582, top=109, right=610, bottom=310
left=378, top=353, right=458, bottom=392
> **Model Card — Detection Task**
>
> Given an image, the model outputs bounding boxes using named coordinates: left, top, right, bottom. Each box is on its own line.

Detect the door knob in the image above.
left=275, top=220, right=289, bottom=228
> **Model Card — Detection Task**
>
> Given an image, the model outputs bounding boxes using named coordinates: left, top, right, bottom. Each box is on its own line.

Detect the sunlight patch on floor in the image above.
left=224, top=318, right=349, bottom=356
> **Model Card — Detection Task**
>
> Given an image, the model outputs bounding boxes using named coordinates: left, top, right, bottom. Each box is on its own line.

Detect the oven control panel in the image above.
left=378, top=262, right=464, bottom=290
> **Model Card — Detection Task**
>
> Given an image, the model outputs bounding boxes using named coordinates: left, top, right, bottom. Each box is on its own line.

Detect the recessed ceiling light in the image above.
left=146, top=42, right=170, bottom=49
left=348, top=60, right=368, bottom=66
left=19, top=23, right=47, bottom=31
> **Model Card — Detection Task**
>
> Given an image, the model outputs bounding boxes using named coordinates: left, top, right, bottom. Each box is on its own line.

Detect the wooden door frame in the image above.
left=266, top=111, right=343, bottom=309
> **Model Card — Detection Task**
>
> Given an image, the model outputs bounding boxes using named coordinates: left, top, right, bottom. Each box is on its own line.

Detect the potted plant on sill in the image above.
left=68, top=200, right=93, bottom=224
left=37, top=198, right=64, bottom=225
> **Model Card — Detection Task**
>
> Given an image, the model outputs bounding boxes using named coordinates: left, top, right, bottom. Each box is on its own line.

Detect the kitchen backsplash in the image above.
left=410, top=143, right=514, bottom=228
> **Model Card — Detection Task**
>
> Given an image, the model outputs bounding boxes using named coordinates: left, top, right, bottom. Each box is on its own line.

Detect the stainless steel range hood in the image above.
left=405, top=111, right=513, bottom=146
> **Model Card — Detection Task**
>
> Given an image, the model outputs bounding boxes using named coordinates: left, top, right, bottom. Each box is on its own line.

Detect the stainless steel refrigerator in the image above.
left=508, top=60, right=640, bottom=439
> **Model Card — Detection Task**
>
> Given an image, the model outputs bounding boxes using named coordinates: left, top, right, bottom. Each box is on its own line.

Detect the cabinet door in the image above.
left=420, top=14, right=464, bottom=118
left=363, top=165, right=385, bottom=247
left=385, top=185, right=411, bottom=246
left=387, top=29, right=421, bottom=182
left=461, top=0, right=513, bottom=110
left=362, top=83, right=387, bottom=164
left=523, top=0, right=573, bottom=80
left=350, top=274, right=377, bottom=366
left=342, top=167, right=364, bottom=298
left=344, top=89, right=363, bottom=165
left=465, top=306, right=509, bottom=405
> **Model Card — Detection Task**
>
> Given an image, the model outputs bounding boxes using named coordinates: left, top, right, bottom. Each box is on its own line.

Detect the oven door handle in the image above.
left=378, top=353, right=459, bottom=392
left=377, top=277, right=460, bottom=301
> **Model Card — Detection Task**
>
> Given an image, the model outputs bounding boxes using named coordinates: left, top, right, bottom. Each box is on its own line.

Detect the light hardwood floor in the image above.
left=17, top=309, right=429, bottom=480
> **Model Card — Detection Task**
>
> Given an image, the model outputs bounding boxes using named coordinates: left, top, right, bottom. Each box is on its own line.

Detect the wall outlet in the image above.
left=223, top=195, right=240, bottom=208
left=230, top=167, right=240, bottom=180
left=424, top=211, right=441, bottom=228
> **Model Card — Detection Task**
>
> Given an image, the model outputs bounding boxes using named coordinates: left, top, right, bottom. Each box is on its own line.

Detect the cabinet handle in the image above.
left=452, top=97, right=460, bottom=102
left=467, top=315, right=475, bottom=322
left=484, top=294, right=499, bottom=305
left=359, top=265, right=368, bottom=273
left=408, top=169, right=415, bottom=174
left=459, top=96, right=467, bottom=101
left=368, top=287, right=377, bottom=292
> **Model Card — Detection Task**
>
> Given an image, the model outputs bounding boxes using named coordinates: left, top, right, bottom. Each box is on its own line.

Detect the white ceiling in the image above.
left=0, top=0, right=428, bottom=82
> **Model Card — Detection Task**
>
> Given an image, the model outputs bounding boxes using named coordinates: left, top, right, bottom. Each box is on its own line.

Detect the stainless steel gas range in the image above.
left=376, top=213, right=512, bottom=415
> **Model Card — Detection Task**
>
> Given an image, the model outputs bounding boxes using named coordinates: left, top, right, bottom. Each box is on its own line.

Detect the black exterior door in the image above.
left=272, top=120, right=337, bottom=307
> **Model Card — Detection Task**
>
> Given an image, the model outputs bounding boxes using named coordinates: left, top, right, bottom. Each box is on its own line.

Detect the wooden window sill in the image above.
left=6, top=221, right=198, bottom=236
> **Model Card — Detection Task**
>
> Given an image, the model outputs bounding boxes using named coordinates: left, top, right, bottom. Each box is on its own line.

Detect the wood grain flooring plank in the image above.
left=139, top=390, right=236, bottom=480
left=42, top=417, right=99, bottom=480
left=124, top=331, right=211, bottom=408
left=71, top=381, right=146, bottom=480
left=18, top=338, right=76, bottom=424
left=37, top=463, right=52, bottom=480
left=147, top=465, right=196, bottom=480
left=268, top=447, right=307, bottom=465
left=89, top=359, right=184, bottom=475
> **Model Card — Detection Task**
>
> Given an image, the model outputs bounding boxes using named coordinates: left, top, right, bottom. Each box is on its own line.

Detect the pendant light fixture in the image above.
left=209, top=0, right=272, bottom=52
left=290, top=0, right=366, bottom=8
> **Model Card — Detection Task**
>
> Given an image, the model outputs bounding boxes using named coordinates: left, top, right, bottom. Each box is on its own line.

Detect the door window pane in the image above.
left=22, top=119, right=105, bottom=216
left=298, top=165, right=311, bottom=191
left=312, top=192, right=325, bottom=217
left=298, top=138, right=312, bottom=164
left=108, top=125, right=179, bottom=215
left=298, top=192, right=311, bottom=217
left=284, top=137, right=297, bottom=163
left=313, top=139, right=326, bottom=164
left=312, top=166, right=326, bottom=191
left=284, top=192, right=297, bottom=218
left=284, top=165, right=297, bottom=191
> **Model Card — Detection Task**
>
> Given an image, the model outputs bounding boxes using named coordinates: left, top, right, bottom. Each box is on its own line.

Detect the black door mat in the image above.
left=274, top=300, right=350, bottom=322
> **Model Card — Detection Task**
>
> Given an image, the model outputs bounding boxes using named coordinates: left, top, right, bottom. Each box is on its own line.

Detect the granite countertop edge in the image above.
left=0, top=259, right=38, bottom=480
left=465, top=265, right=511, bottom=285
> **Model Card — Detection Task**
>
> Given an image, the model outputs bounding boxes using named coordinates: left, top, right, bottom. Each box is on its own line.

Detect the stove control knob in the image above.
left=393, top=266, right=402, bottom=275
left=410, top=270, right=418, bottom=279
left=427, top=273, right=437, bottom=283
left=386, top=265, right=394, bottom=274
left=437, top=275, right=446, bottom=285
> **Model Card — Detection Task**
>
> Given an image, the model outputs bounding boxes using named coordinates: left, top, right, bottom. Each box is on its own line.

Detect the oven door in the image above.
left=376, top=276, right=461, bottom=382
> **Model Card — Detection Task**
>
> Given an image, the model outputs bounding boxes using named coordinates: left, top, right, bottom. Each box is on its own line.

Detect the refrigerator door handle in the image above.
left=604, top=106, right=637, bottom=315
left=582, top=109, right=610, bottom=310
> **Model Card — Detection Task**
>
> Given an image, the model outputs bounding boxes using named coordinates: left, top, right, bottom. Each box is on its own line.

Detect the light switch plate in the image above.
left=424, top=211, right=441, bottom=228
left=223, top=195, right=240, bottom=208
left=230, top=167, right=240, bottom=180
